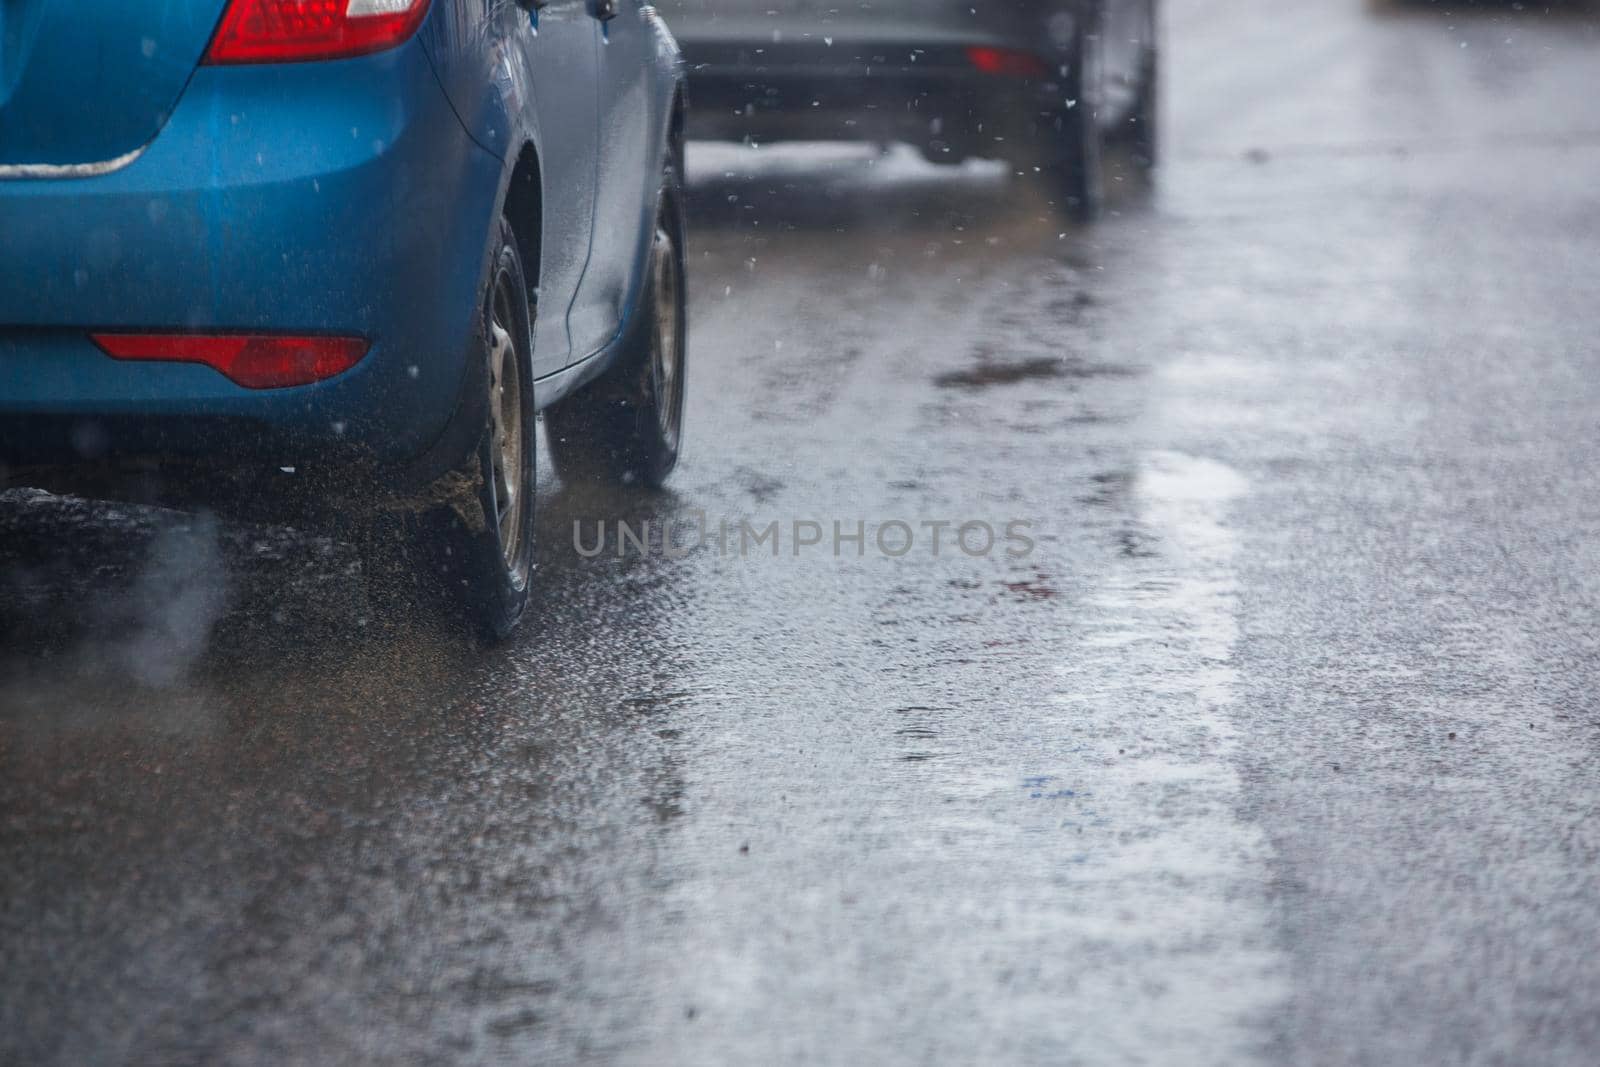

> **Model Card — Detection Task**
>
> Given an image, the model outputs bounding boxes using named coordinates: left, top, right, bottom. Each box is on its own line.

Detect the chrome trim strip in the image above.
left=0, top=144, right=149, bottom=181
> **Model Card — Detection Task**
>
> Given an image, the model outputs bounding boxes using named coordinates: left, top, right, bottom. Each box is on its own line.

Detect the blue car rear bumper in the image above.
left=0, top=40, right=503, bottom=484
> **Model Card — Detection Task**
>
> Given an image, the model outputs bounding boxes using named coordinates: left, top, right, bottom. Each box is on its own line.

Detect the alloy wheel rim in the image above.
left=649, top=225, right=683, bottom=455
left=488, top=272, right=528, bottom=581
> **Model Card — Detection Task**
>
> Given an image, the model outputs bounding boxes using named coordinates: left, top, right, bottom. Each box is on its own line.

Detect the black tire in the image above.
left=1041, top=9, right=1105, bottom=224
left=546, top=141, right=688, bottom=490
left=434, top=215, right=539, bottom=641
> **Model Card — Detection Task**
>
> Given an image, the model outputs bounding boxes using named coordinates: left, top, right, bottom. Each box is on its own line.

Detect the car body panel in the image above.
left=0, top=41, right=499, bottom=471
left=572, top=1, right=668, bottom=364
left=0, top=0, right=227, bottom=167
left=422, top=0, right=601, bottom=374
left=662, top=2, right=1080, bottom=48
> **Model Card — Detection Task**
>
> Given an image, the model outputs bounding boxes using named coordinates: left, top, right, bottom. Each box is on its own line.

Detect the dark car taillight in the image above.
left=966, top=46, right=1050, bottom=79
left=204, top=0, right=432, bottom=65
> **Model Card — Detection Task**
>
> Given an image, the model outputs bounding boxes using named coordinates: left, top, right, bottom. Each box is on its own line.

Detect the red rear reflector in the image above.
left=205, top=0, right=433, bottom=65
left=91, top=333, right=370, bottom=390
left=966, top=46, right=1050, bottom=78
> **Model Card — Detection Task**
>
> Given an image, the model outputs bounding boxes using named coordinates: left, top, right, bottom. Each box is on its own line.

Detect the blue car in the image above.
left=0, top=0, right=689, bottom=637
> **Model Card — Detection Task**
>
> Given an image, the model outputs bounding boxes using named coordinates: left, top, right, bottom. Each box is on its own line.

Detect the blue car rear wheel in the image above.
left=433, top=215, right=538, bottom=641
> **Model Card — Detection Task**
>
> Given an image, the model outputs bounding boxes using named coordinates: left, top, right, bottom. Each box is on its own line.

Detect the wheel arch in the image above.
left=502, top=141, right=544, bottom=310
left=669, top=85, right=688, bottom=184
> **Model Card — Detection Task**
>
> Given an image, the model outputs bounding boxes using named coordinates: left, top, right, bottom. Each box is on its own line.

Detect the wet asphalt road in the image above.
left=4, top=1, right=1600, bottom=1063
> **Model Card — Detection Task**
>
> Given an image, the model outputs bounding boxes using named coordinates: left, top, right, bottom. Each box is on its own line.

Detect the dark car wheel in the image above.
left=1040, top=8, right=1106, bottom=223
left=435, top=215, right=538, bottom=640
left=1126, top=1, right=1160, bottom=170
left=546, top=142, right=688, bottom=490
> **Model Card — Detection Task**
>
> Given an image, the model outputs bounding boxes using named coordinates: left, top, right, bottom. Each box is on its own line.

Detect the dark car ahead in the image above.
left=660, top=0, right=1158, bottom=219
left=0, top=0, right=689, bottom=638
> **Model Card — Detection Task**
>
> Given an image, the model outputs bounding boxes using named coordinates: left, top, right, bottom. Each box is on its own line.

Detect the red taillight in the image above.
left=204, top=0, right=432, bottom=65
left=91, top=333, right=370, bottom=390
left=966, top=46, right=1050, bottom=79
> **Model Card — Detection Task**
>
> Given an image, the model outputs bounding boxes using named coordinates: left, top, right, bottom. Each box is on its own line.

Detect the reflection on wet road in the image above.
left=5, top=0, right=1600, bottom=1062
